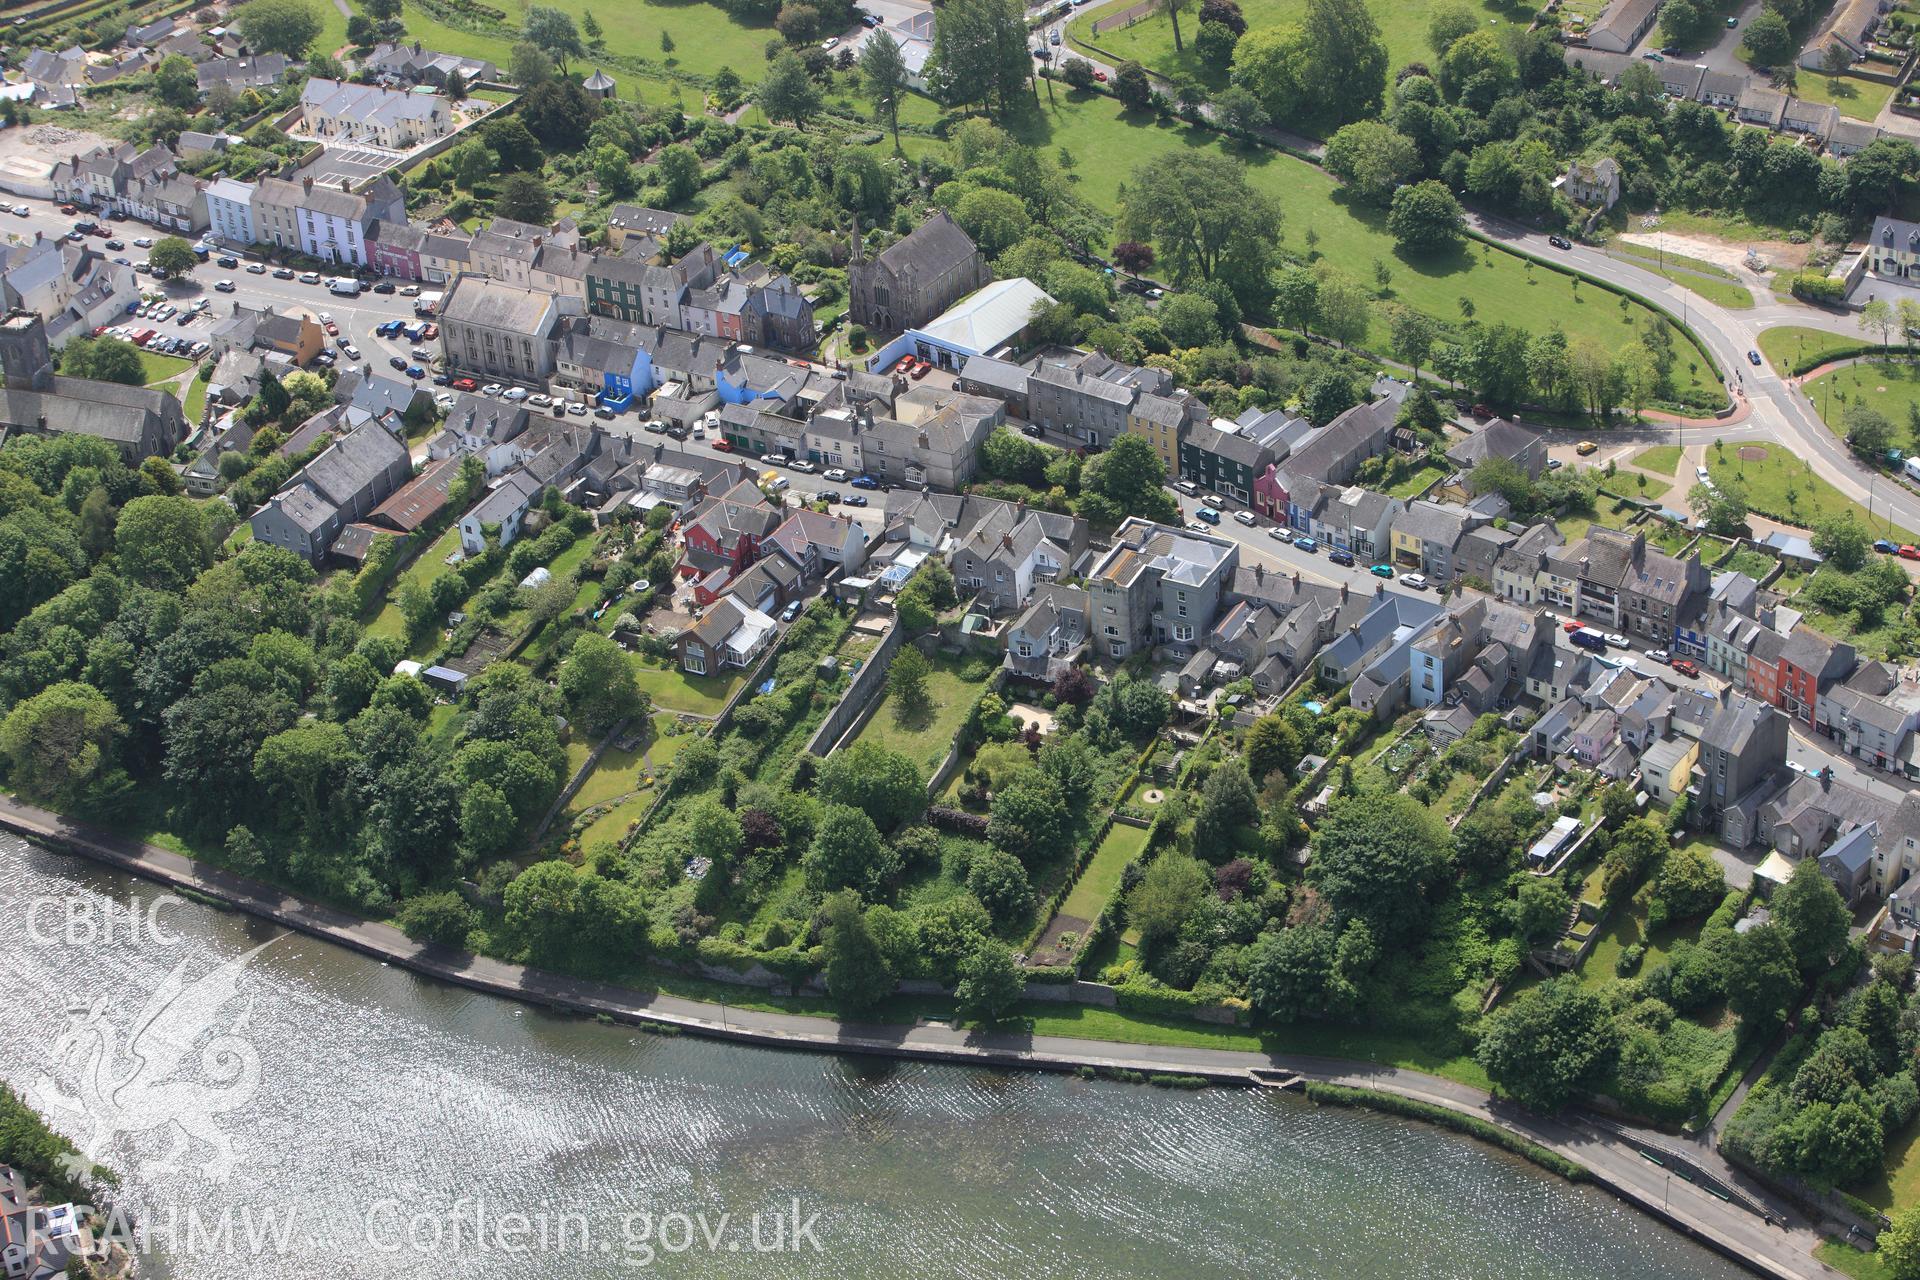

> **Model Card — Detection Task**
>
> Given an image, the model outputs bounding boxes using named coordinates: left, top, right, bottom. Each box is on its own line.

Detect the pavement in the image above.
left=0, top=789, right=1844, bottom=1280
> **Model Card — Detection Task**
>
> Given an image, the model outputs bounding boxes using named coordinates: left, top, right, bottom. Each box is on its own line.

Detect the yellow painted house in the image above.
left=1640, top=735, right=1699, bottom=806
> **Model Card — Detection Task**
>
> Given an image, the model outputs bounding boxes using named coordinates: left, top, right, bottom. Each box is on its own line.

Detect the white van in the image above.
left=327, top=276, right=362, bottom=297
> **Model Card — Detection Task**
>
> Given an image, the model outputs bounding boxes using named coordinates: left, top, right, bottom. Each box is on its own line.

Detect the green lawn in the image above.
left=1708, top=443, right=1920, bottom=544
left=1387, top=460, right=1450, bottom=499
left=365, top=0, right=774, bottom=83
left=183, top=365, right=210, bottom=423
left=1067, top=0, right=1533, bottom=98
left=1816, top=1240, right=1898, bottom=1280
left=1793, top=72, right=1896, bottom=122
left=364, top=523, right=468, bottom=642
left=1010, top=92, right=1718, bottom=404
left=579, top=791, right=651, bottom=851
left=1056, top=820, right=1150, bottom=923
left=141, top=352, right=191, bottom=385
left=1631, top=445, right=1683, bottom=475
left=571, top=743, right=651, bottom=809
left=630, top=660, right=744, bottom=715
left=1807, top=358, right=1920, bottom=455
left=852, top=652, right=990, bottom=772
left=1758, top=324, right=1881, bottom=374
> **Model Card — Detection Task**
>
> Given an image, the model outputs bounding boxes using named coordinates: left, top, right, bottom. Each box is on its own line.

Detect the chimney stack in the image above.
left=303, top=176, right=313, bottom=193
left=1340, top=582, right=1348, bottom=603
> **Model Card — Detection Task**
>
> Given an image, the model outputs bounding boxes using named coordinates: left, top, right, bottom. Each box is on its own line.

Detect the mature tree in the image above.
left=888, top=643, right=932, bottom=712
left=1387, top=180, right=1465, bottom=254
left=1294, top=0, right=1387, bottom=123
left=1323, top=121, right=1419, bottom=207
left=60, top=336, right=145, bottom=386
left=397, top=892, right=478, bottom=948
left=859, top=27, right=909, bottom=147
left=1308, top=793, right=1452, bottom=934
left=816, top=739, right=927, bottom=831
left=152, top=55, right=201, bottom=108
left=1247, top=919, right=1373, bottom=1020
left=955, top=939, right=1024, bottom=1022
left=1194, top=19, right=1239, bottom=68
left=805, top=804, right=897, bottom=896
left=1128, top=853, right=1211, bottom=951
left=1476, top=977, right=1618, bottom=1112
left=1245, top=712, right=1302, bottom=783
left=1743, top=9, right=1795, bottom=65
left=459, top=781, right=518, bottom=855
left=0, top=681, right=122, bottom=803
left=115, top=495, right=210, bottom=590
left=1879, top=1202, right=1920, bottom=1279
left=1653, top=843, right=1725, bottom=924
left=1724, top=923, right=1802, bottom=1029
left=519, top=79, right=599, bottom=150
left=1079, top=433, right=1179, bottom=525
left=1193, top=759, right=1259, bottom=854
left=953, top=187, right=1030, bottom=257
left=928, top=0, right=1030, bottom=119
left=1118, top=151, right=1281, bottom=288
left=654, top=144, right=703, bottom=204
left=1812, top=514, right=1873, bottom=572
left=236, top=0, right=323, bottom=56
left=1312, top=270, right=1371, bottom=347
left=504, top=861, right=648, bottom=968
left=822, top=890, right=895, bottom=1011
left=523, top=6, right=585, bottom=69
left=1272, top=266, right=1319, bottom=334
left=1791, top=1098, right=1884, bottom=1187
left=496, top=172, right=554, bottom=224
left=758, top=49, right=822, bottom=126
left=1845, top=403, right=1896, bottom=461
left=482, top=116, right=543, bottom=171
left=1688, top=479, right=1749, bottom=537
left=1841, top=138, right=1920, bottom=220
left=1427, top=0, right=1478, bottom=55
left=1509, top=876, right=1573, bottom=943
left=253, top=721, right=353, bottom=838
left=1113, top=60, right=1152, bottom=109
left=1213, top=83, right=1269, bottom=133
left=966, top=848, right=1031, bottom=928
left=1438, top=28, right=1517, bottom=105
left=1773, top=860, right=1852, bottom=975
left=508, top=40, right=556, bottom=87
left=988, top=769, right=1069, bottom=863
left=559, top=633, right=645, bottom=734
left=1156, top=292, right=1221, bottom=348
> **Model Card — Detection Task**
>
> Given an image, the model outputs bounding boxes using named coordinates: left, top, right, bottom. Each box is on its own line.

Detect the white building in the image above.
left=299, top=77, right=451, bottom=150
left=204, top=177, right=256, bottom=247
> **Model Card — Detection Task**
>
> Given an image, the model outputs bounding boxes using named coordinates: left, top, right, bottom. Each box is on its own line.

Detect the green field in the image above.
left=1387, top=460, right=1450, bottom=499
left=1808, top=358, right=1920, bottom=448
left=852, top=653, right=990, bottom=772
left=1011, top=92, right=1718, bottom=402
left=1793, top=72, right=1896, bottom=122
left=1757, top=324, right=1882, bottom=374
left=1056, top=819, right=1150, bottom=924
left=1708, top=444, right=1920, bottom=543
left=1631, top=445, right=1682, bottom=475
left=1067, top=0, right=1532, bottom=96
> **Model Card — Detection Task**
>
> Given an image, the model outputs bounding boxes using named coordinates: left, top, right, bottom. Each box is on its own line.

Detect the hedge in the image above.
left=1781, top=341, right=1920, bottom=377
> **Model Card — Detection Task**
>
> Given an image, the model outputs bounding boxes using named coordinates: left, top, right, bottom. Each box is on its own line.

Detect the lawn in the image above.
left=852, top=652, right=990, bottom=772
left=1793, top=71, right=1896, bottom=122
left=1386, top=460, right=1449, bottom=499
left=1066, top=0, right=1533, bottom=98
left=183, top=365, right=210, bottom=423
left=1808, top=358, right=1920, bottom=454
left=364, top=523, right=467, bottom=641
left=363, top=0, right=774, bottom=83
left=1631, top=445, right=1682, bottom=475
left=1576, top=892, right=1682, bottom=993
left=1708, top=443, right=1920, bottom=543
left=630, top=660, right=745, bottom=716
left=1055, top=819, right=1150, bottom=924
left=1816, top=1241, right=1897, bottom=1280
left=578, top=791, right=651, bottom=851
left=1758, top=324, right=1881, bottom=374
left=571, top=743, right=652, bottom=809
left=140, top=351, right=191, bottom=385
left=1007, top=92, right=1718, bottom=405
left=1723, top=546, right=1776, bottom=579
left=1859, top=1108, right=1920, bottom=1213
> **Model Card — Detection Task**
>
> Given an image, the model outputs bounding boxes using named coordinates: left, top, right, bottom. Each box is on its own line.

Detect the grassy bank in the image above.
left=1303, top=1081, right=1589, bottom=1181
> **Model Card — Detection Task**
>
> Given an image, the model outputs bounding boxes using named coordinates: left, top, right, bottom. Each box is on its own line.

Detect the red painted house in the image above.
left=1772, top=628, right=1856, bottom=727
left=1253, top=463, right=1287, bottom=522
left=678, top=479, right=782, bottom=602
left=366, top=220, right=424, bottom=281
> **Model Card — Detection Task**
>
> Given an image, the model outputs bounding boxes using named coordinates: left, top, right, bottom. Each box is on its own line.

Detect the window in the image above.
left=1173, top=624, right=1193, bottom=643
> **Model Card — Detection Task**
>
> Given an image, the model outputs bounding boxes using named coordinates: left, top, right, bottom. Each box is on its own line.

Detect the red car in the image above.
left=58, top=203, right=76, bottom=215
left=420, top=323, right=438, bottom=340
left=891, top=355, right=914, bottom=374
left=323, top=321, right=339, bottom=336
left=1562, top=620, right=1583, bottom=633
left=452, top=377, right=478, bottom=391
left=1901, top=546, right=1920, bottom=562
left=1671, top=658, right=1699, bottom=678
left=1093, top=70, right=1107, bottom=82
left=712, top=439, right=733, bottom=453
left=910, top=360, right=932, bottom=379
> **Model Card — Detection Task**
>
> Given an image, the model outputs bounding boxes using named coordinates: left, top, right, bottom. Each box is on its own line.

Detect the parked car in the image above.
left=1672, top=658, right=1700, bottom=677
left=103, top=239, right=124, bottom=251
left=246, top=263, right=267, bottom=274
left=1548, top=235, right=1571, bottom=250
left=1569, top=628, right=1608, bottom=651
left=503, top=386, right=528, bottom=402
left=1604, top=632, right=1630, bottom=648
left=850, top=475, right=880, bottom=490
left=1575, top=440, right=1598, bottom=455
left=272, top=268, right=295, bottom=279
left=1369, top=564, right=1394, bottom=578
left=388, top=355, right=408, bottom=371
left=343, top=344, right=359, bottom=360
left=644, top=419, right=667, bottom=435
left=216, top=256, right=238, bottom=269
left=452, top=377, right=478, bottom=391
left=712, top=440, right=734, bottom=453
left=1267, top=526, right=1290, bottom=542
left=372, top=281, right=396, bottom=294
left=1648, top=649, right=1670, bottom=664
left=1292, top=536, right=1317, bottom=552
left=1233, top=509, right=1256, bottom=527
left=405, top=365, right=426, bottom=379
left=1900, top=545, right=1920, bottom=561
left=132, top=236, right=152, bottom=248
left=1876, top=539, right=1899, bottom=554
left=790, top=459, right=819, bottom=474
left=844, top=493, right=868, bottom=507
left=298, top=272, right=321, bottom=284
left=1328, top=549, right=1356, bottom=567
left=1195, top=506, right=1221, bottom=524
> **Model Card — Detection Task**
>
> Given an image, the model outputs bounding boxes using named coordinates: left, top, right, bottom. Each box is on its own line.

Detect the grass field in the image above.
left=1808, top=358, right=1920, bottom=449
left=579, top=792, right=651, bottom=850
left=1793, top=72, right=1896, bottom=122
left=363, top=523, right=466, bottom=642
left=183, top=365, right=209, bottom=423
left=1010, top=92, right=1717, bottom=400
left=852, top=653, right=989, bottom=772
left=141, top=352, right=191, bottom=385
left=1066, top=0, right=1533, bottom=98
left=1055, top=820, right=1150, bottom=924
left=1860, top=1108, right=1920, bottom=1212
left=1606, top=242, right=1754, bottom=309
left=1708, top=444, right=1920, bottom=543
left=631, top=661, right=744, bottom=716
left=1816, top=1240, right=1897, bottom=1280
left=1758, top=325, right=1881, bottom=374
left=1631, top=445, right=1683, bottom=475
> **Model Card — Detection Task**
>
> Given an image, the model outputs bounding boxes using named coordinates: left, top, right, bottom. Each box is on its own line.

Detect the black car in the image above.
left=216, top=256, right=238, bottom=268
left=389, top=355, right=409, bottom=371
left=1328, top=548, right=1356, bottom=567
left=1548, top=235, right=1572, bottom=250
left=432, top=372, right=452, bottom=386
left=372, top=281, right=396, bottom=294
left=665, top=424, right=689, bottom=441
left=104, top=239, right=124, bottom=250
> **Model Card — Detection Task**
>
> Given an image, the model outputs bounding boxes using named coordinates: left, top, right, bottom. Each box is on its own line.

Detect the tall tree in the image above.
left=1476, top=977, right=1619, bottom=1111
left=1158, top=0, right=1192, bottom=51
left=758, top=49, right=821, bottom=127
left=929, top=0, right=1031, bottom=120
left=1299, top=0, right=1387, bottom=124
left=522, top=6, right=585, bottom=71
left=0, top=681, right=122, bottom=804
left=1118, top=151, right=1281, bottom=288
left=859, top=29, right=909, bottom=149
left=823, top=891, right=895, bottom=1011
left=235, top=0, right=322, bottom=57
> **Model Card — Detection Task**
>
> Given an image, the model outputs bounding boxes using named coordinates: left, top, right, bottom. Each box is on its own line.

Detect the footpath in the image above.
left=0, top=792, right=1840, bottom=1280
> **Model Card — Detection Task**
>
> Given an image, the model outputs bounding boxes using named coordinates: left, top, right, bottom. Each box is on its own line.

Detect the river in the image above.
left=0, top=835, right=1749, bottom=1279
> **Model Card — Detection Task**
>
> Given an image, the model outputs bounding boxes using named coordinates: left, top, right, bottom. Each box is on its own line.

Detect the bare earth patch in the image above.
left=1619, top=229, right=1807, bottom=274
left=1738, top=446, right=1769, bottom=461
